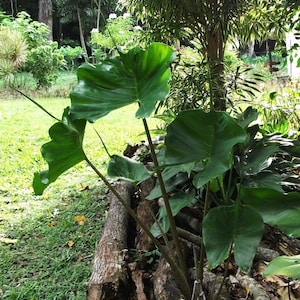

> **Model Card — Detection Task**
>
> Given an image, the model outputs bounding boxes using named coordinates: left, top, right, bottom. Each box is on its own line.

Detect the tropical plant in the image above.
left=26, top=43, right=300, bottom=298
left=1, top=12, right=65, bottom=87
left=59, top=46, right=83, bottom=72
left=264, top=254, right=300, bottom=279
left=0, top=26, right=27, bottom=86
left=255, top=89, right=300, bottom=137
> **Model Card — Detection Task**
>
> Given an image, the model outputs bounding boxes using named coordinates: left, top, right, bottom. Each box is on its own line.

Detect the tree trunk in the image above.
left=87, top=181, right=134, bottom=300
left=38, top=0, right=53, bottom=40
left=96, top=0, right=101, bottom=31
left=77, top=6, right=88, bottom=62
left=206, top=26, right=226, bottom=111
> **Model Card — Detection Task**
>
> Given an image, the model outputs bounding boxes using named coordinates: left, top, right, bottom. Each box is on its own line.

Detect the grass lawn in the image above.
left=0, top=93, right=158, bottom=299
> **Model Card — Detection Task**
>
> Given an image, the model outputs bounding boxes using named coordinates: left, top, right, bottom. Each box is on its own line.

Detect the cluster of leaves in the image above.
left=255, top=89, right=300, bottom=137
left=90, top=13, right=142, bottom=59
left=59, top=46, right=83, bottom=72
left=0, top=12, right=65, bottom=87
left=28, top=43, right=300, bottom=297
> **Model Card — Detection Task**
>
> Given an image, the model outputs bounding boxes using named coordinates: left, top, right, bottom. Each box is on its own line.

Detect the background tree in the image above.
left=120, top=0, right=300, bottom=111
left=53, top=0, right=118, bottom=57
left=38, top=0, right=53, bottom=40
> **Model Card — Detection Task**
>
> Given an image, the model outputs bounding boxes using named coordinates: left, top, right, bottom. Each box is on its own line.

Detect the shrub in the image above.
left=1, top=12, right=65, bottom=88
left=26, top=43, right=65, bottom=88
left=59, top=46, right=83, bottom=72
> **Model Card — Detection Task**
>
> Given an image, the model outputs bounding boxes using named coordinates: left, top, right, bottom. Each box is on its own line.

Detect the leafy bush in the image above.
left=1, top=12, right=65, bottom=87
left=90, top=13, right=142, bottom=58
left=59, top=46, right=83, bottom=72
left=26, top=43, right=65, bottom=88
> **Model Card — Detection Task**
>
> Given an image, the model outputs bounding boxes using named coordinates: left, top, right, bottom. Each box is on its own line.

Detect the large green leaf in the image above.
left=264, top=255, right=300, bottom=279
left=165, top=110, right=247, bottom=188
left=107, top=154, right=152, bottom=185
left=241, top=188, right=300, bottom=237
left=33, top=108, right=86, bottom=195
left=202, top=204, right=264, bottom=271
left=70, top=43, right=175, bottom=122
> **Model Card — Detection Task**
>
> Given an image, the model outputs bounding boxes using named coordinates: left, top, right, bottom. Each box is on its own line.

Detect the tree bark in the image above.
left=38, top=0, right=53, bottom=40
left=153, top=256, right=185, bottom=300
left=87, top=181, right=134, bottom=300
left=207, top=26, right=226, bottom=111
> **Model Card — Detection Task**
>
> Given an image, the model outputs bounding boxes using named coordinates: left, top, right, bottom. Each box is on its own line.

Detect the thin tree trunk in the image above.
left=77, top=6, right=88, bottom=62
left=96, top=0, right=101, bottom=31
left=207, top=26, right=226, bottom=111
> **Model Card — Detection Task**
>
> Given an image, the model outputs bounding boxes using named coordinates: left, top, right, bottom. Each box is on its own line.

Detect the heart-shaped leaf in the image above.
left=165, top=110, right=247, bottom=188
left=70, top=43, right=175, bottom=122
left=33, top=107, right=86, bottom=195
left=241, top=188, right=300, bottom=237
left=202, top=204, right=264, bottom=270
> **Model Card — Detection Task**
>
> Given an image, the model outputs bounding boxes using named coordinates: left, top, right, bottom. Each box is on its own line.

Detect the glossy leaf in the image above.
left=70, top=43, right=175, bottom=122
left=165, top=110, right=247, bottom=188
left=33, top=108, right=86, bottom=195
left=241, top=188, right=300, bottom=237
left=264, top=255, right=300, bottom=279
left=202, top=204, right=264, bottom=270
left=107, top=154, right=152, bottom=185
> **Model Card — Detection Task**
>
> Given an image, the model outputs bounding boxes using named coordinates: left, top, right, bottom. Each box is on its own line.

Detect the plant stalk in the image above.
left=198, top=182, right=210, bottom=283
left=142, top=118, right=191, bottom=295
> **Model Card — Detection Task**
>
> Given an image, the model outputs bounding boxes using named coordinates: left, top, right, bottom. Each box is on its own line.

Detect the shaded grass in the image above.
left=0, top=95, right=158, bottom=299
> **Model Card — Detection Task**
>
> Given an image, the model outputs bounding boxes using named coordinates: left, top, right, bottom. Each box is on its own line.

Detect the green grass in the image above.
left=0, top=93, right=158, bottom=299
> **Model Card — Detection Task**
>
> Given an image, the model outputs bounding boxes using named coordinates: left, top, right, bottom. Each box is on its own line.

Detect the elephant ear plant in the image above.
left=28, top=43, right=300, bottom=298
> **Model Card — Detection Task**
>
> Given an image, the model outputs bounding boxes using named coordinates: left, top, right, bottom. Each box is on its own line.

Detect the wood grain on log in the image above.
left=87, top=181, right=134, bottom=300
left=153, top=256, right=185, bottom=300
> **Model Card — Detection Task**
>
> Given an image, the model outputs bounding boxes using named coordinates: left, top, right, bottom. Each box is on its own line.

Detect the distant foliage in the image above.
left=90, top=14, right=142, bottom=57
left=59, top=46, right=83, bottom=72
left=1, top=12, right=65, bottom=87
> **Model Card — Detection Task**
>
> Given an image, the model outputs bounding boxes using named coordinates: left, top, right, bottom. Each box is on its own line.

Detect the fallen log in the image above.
left=87, top=181, right=134, bottom=300
left=153, top=256, right=185, bottom=300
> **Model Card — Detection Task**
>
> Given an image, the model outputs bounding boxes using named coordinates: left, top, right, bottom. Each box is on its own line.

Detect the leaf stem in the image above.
left=14, top=88, right=60, bottom=121
left=198, top=182, right=210, bottom=283
left=142, top=117, right=191, bottom=296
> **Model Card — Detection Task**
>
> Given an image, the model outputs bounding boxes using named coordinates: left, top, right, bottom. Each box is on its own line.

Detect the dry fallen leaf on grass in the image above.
left=67, top=240, right=74, bottom=247
left=47, top=221, right=58, bottom=227
left=74, top=215, right=87, bottom=225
